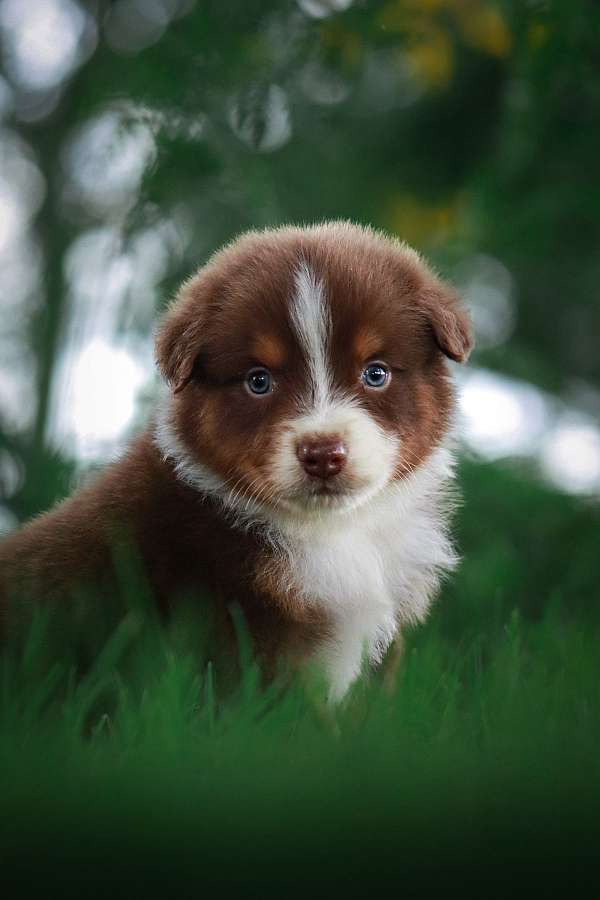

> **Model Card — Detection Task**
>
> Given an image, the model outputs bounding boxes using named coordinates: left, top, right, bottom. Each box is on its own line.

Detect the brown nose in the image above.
left=296, top=437, right=347, bottom=480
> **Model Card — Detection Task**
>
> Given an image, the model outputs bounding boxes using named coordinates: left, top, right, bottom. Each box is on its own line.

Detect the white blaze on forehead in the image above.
left=282, top=262, right=400, bottom=514
left=290, top=263, right=332, bottom=409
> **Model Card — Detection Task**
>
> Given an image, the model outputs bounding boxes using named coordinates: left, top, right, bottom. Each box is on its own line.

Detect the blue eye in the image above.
left=362, top=363, right=390, bottom=389
left=246, top=368, right=273, bottom=395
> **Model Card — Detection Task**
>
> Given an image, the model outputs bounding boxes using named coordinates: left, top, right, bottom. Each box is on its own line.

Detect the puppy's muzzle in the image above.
left=296, top=437, right=347, bottom=480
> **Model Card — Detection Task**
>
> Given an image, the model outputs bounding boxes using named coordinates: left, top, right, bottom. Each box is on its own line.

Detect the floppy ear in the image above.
left=420, top=278, right=473, bottom=363
left=155, top=277, right=206, bottom=393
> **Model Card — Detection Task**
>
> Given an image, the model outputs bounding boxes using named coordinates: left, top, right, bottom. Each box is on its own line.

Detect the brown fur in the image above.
left=0, top=222, right=472, bottom=684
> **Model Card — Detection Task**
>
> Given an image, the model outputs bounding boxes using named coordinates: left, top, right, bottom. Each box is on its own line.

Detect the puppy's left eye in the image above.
left=362, top=363, right=390, bottom=389
left=246, top=367, right=273, bottom=395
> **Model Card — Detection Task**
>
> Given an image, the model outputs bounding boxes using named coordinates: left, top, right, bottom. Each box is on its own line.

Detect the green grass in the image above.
left=1, top=459, right=599, bottom=893
left=1, top=606, right=598, bottom=893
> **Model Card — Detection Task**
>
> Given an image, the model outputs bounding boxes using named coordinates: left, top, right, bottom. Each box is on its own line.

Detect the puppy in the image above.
left=0, top=222, right=472, bottom=699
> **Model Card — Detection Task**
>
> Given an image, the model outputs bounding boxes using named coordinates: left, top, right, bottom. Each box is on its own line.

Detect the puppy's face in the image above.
left=156, top=223, right=472, bottom=519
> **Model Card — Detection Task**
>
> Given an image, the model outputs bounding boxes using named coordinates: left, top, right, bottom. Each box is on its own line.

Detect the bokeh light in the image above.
left=0, top=0, right=87, bottom=90
left=50, top=337, right=150, bottom=461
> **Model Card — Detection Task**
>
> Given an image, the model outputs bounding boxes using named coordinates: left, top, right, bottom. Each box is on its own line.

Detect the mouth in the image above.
left=227, top=472, right=389, bottom=521
left=281, top=476, right=379, bottom=514
left=301, top=473, right=354, bottom=499
left=311, top=481, right=346, bottom=496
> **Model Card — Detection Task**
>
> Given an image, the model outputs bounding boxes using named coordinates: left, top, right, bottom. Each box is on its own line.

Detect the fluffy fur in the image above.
left=0, top=221, right=472, bottom=699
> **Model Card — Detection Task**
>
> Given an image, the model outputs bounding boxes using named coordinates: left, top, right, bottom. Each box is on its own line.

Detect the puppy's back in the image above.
left=0, top=434, right=167, bottom=614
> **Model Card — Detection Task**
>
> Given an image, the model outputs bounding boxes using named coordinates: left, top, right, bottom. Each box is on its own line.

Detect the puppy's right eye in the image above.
left=246, top=367, right=273, bottom=395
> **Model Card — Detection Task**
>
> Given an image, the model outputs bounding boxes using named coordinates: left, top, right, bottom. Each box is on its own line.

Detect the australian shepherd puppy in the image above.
left=0, top=222, right=472, bottom=699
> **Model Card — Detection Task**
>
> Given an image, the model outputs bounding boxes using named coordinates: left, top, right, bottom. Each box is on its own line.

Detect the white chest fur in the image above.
left=155, top=403, right=457, bottom=700
left=274, top=447, right=458, bottom=699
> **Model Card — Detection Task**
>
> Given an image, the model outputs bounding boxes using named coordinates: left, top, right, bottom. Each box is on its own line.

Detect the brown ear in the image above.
left=155, top=277, right=205, bottom=393
left=421, top=279, right=473, bottom=363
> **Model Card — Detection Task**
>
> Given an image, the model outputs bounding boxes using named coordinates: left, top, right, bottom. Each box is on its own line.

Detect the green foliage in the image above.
left=443, top=458, right=600, bottom=631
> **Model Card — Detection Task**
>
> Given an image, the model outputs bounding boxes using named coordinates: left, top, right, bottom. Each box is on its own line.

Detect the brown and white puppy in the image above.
left=0, top=222, right=472, bottom=699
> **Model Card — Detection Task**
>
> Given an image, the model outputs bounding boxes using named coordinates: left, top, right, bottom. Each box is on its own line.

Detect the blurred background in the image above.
left=0, top=0, right=598, bottom=627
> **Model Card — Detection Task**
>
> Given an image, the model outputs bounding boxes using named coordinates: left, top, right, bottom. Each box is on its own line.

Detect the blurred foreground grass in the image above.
left=1, top=458, right=599, bottom=893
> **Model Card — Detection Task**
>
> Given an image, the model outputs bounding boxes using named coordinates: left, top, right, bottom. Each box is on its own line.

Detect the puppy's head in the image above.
left=155, top=222, right=472, bottom=519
